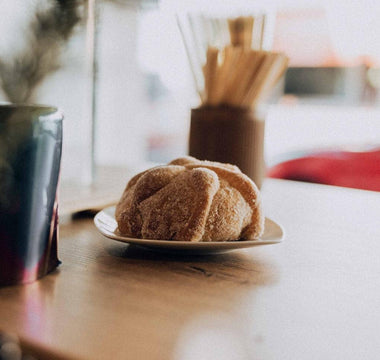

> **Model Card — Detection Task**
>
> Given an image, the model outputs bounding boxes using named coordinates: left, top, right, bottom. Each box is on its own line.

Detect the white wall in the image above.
left=95, top=2, right=148, bottom=166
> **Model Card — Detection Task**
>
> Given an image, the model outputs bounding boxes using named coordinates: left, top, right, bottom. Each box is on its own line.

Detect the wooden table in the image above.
left=1, top=179, right=380, bottom=360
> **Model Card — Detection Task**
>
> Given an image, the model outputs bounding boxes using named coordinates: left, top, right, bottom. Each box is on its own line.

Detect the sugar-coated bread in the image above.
left=115, top=156, right=264, bottom=242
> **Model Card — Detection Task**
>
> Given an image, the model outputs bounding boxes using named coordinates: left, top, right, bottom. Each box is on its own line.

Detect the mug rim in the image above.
left=0, top=102, right=57, bottom=111
left=0, top=103, right=63, bottom=120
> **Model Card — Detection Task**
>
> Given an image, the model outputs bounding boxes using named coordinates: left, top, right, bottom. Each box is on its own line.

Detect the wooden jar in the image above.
left=189, top=106, right=265, bottom=188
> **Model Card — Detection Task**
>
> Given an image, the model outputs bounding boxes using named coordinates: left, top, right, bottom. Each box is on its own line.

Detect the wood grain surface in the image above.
left=1, top=179, right=380, bottom=360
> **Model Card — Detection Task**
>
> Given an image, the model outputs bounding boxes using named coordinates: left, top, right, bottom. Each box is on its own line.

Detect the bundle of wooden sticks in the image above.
left=177, top=14, right=288, bottom=108
left=202, top=46, right=289, bottom=108
left=199, top=16, right=288, bottom=108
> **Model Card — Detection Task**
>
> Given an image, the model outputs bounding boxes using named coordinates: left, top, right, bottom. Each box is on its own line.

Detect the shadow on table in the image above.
left=105, top=242, right=279, bottom=287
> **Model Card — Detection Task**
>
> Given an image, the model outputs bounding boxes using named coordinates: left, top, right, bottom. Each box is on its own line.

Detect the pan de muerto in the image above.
left=115, top=156, right=264, bottom=242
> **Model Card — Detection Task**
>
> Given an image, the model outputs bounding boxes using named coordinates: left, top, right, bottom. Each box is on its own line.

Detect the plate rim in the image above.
left=94, top=206, right=284, bottom=249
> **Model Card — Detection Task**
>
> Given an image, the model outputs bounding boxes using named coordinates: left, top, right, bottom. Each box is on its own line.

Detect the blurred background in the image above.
left=0, top=0, right=379, bottom=188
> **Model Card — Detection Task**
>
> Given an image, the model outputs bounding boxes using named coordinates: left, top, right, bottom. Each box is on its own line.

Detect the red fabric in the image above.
left=267, top=148, right=380, bottom=191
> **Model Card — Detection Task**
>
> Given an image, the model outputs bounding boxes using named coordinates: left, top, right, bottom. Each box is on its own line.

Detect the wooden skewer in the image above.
left=208, top=46, right=241, bottom=106
left=207, top=46, right=228, bottom=106
left=273, top=56, right=289, bottom=85
left=202, top=64, right=208, bottom=104
left=244, top=17, right=254, bottom=49
left=241, top=52, right=277, bottom=107
left=249, top=53, right=280, bottom=102
left=204, top=47, right=219, bottom=105
left=246, top=53, right=288, bottom=107
left=219, top=48, right=247, bottom=104
left=208, top=46, right=232, bottom=105
left=250, top=54, right=289, bottom=107
left=228, top=17, right=254, bottom=49
left=219, top=50, right=252, bottom=105
left=229, top=50, right=266, bottom=106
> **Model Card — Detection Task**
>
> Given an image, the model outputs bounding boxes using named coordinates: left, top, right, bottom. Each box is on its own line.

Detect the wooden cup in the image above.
left=189, top=106, right=265, bottom=188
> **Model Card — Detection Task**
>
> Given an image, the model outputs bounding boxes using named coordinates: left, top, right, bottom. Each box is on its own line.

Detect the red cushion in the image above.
left=267, top=148, right=380, bottom=191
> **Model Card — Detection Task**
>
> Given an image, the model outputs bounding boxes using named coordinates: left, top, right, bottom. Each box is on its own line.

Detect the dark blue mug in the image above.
left=0, top=104, right=63, bottom=286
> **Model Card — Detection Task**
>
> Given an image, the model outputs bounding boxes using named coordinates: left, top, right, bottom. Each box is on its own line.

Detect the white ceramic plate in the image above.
left=94, top=206, right=284, bottom=255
